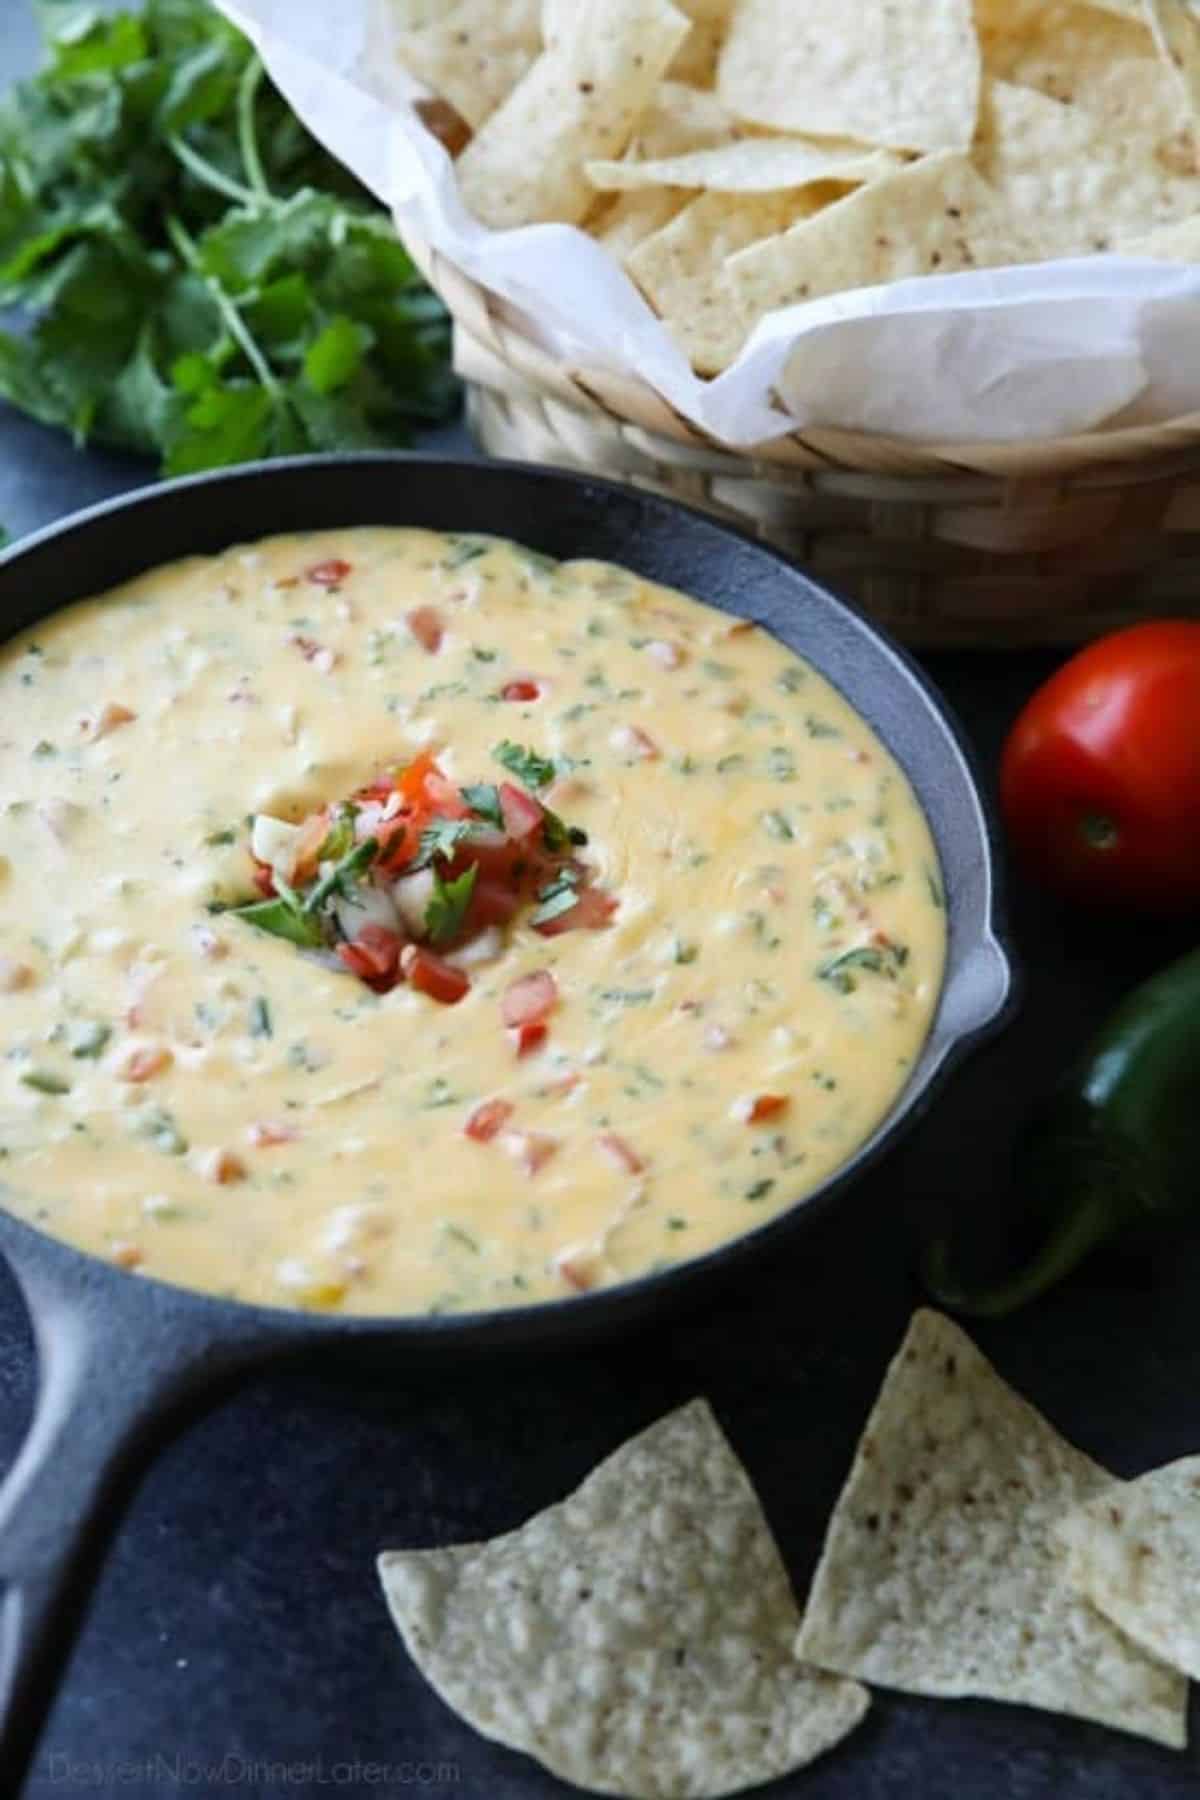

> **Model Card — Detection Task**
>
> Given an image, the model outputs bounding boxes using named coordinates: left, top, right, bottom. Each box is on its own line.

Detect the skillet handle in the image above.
left=0, top=1252, right=266, bottom=1789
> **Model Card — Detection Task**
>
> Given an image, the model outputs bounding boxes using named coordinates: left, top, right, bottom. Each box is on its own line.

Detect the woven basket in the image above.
left=409, top=238, right=1200, bottom=649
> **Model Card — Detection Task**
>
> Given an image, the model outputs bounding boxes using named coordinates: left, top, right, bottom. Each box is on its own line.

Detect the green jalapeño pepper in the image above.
left=924, top=946, right=1200, bottom=1317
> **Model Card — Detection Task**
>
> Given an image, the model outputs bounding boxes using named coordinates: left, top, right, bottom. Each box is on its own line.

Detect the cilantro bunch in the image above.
left=0, top=0, right=458, bottom=475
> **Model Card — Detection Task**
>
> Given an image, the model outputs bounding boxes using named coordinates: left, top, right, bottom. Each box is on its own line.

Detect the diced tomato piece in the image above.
left=395, top=751, right=442, bottom=806
left=375, top=814, right=416, bottom=869
left=597, top=1132, right=645, bottom=1176
left=305, top=558, right=352, bottom=588
left=407, top=606, right=445, bottom=653
left=499, top=782, right=544, bottom=841
left=248, top=1121, right=299, bottom=1148
left=732, top=1094, right=789, bottom=1125
left=501, top=678, right=541, bottom=702
left=467, top=877, right=522, bottom=930
left=501, top=969, right=558, bottom=1027
left=533, top=884, right=618, bottom=936
left=544, top=1070, right=581, bottom=1098
left=508, top=1020, right=547, bottom=1058
left=555, top=1247, right=599, bottom=1291
left=502, top=1131, right=559, bottom=1175
left=119, top=1045, right=173, bottom=1083
left=338, top=924, right=404, bottom=992
left=423, top=770, right=470, bottom=818
left=354, top=924, right=404, bottom=978
left=464, top=1098, right=515, bottom=1143
left=449, top=829, right=519, bottom=886
left=611, top=723, right=660, bottom=760
left=252, top=860, right=277, bottom=898
left=400, top=944, right=470, bottom=1004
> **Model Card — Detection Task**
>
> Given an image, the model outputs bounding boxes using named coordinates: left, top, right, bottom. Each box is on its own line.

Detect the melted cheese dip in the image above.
left=0, top=530, right=945, bottom=1315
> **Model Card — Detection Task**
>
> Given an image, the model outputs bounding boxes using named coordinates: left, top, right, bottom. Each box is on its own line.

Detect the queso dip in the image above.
left=0, top=530, right=945, bottom=1315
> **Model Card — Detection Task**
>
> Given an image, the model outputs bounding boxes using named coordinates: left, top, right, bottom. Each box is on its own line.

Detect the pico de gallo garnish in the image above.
left=229, top=742, right=617, bottom=1002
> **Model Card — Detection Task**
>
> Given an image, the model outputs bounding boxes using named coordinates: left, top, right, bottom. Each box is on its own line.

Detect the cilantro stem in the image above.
left=303, top=838, right=379, bottom=915
left=164, top=212, right=283, bottom=399
left=236, top=56, right=272, bottom=202
left=167, top=134, right=258, bottom=208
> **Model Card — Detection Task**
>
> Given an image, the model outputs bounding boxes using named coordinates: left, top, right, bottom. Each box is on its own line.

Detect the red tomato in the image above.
left=338, top=924, right=404, bottom=992
left=508, top=1020, right=547, bottom=1058
left=499, top=782, right=544, bottom=841
left=501, top=970, right=558, bottom=1026
left=407, top=606, right=445, bottom=653
left=501, top=678, right=541, bottom=702
left=466, top=877, right=522, bottom=930
left=464, top=1099, right=514, bottom=1143
left=305, top=558, right=352, bottom=588
left=252, top=860, right=276, bottom=898
left=533, top=884, right=618, bottom=937
left=400, top=944, right=470, bottom=1004
left=1000, top=621, right=1200, bottom=912
left=597, top=1132, right=645, bottom=1175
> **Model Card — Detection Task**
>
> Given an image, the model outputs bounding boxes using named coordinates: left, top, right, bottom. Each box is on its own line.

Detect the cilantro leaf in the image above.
left=460, top=783, right=504, bottom=829
left=0, top=0, right=456, bottom=474
left=410, top=817, right=476, bottom=871
left=494, top=741, right=556, bottom=790
left=425, top=863, right=477, bottom=947
left=302, top=837, right=378, bottom=914
left=232, top=895, right=325, bottom=950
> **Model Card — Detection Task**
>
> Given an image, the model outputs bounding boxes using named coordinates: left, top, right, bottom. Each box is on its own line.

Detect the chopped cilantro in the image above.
left=302, top=837, right=378, bottom=914
left=460, top=783, right=504, bottom=829
left=20, top=1068, right=70, bottom=1095
left=249, top=995, right=273, bottom=1037
left=425, top=863, right=477, bottom=946
left=232, top=894, right=324, bottom=949
left=818, top=942, right=909, bottom=994
left=410, top=817, right=477, bottom=870
left=69, top=1020, right=112, bottom=1059
left=317, top=804, right=358, bottom=863
left=204, top=827, right=237, bottom=847
left=494, top=741, right=555, bottom=789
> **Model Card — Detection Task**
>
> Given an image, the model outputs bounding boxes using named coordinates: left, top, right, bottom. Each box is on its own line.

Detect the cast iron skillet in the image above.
left=0, top=454, right=1015, bottom=1783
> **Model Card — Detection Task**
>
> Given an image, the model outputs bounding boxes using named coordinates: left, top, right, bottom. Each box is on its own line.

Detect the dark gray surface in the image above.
left=3, top=8, right=1200, bottom=1800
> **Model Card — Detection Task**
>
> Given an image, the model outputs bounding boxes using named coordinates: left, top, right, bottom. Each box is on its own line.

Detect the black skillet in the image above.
left=0, top=454, right=1015, bottom=1783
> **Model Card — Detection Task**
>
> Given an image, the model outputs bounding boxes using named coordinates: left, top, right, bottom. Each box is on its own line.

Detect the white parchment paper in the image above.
left=218, top=0, right=1200, bottom=447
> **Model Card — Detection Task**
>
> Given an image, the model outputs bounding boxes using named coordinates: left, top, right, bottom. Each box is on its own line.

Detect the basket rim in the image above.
left=408, top=232, right=1200, bottom=485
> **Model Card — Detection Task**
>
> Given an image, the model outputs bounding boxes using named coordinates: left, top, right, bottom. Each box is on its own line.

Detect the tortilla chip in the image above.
left=587, top=138, right=900, bottom=195
left=727, top=153, right=1034, bottom=323
left=590, top=189, right=691, bottom=261
left=1140, top=0, right=1200, bottom=119
left=717, top=0, right=980, bottom=152
left=983, top=0, right=1175, bottom=120
left=1060, top=1456, right=1200, bottom=1682
left=633, top=81, right=739, bottom=158
left=795, top=1311, right=1188, bottom=1749
left=1117, top=212, right=1200, bottom=257
left=977, top=77, right=1200, bottom=254
left=378, top=1400, right=869, bottom=1798
left=389, top=0, right=541, bottom=130
left=457, top=0, right=691, bottom=227
left=627, top=190, right=823, bottom=372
